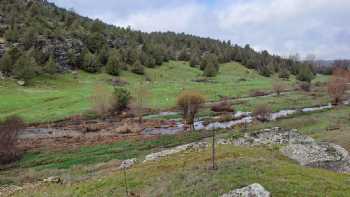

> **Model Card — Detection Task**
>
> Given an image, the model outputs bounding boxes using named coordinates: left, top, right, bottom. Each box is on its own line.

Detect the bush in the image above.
left=90, top=85, right=115, bottom=117
left=131, top=60, right=145, bottom=75
left=299, top=82, right=311, bottom=92
left=0, top=116, right=25, bottom=164
left=82, top=50, right=100, bottom=73
left=278, top=68, right=290, bottom=79
left=211, top=98, right=234, bottom=113
left=328, top=78, right=347, bottom=105
left=113, top=87, right=131, bottom=112
left=177, top=90, right=206, bottom=130
left=273, top=83, right=286, bottom=96
left=296, top=64, right=315, bottom=82
left=13, top=52, right=38, bottom=83
left=250, top=90, right=268, bottom=97
left=105, top=50, right=122, bottom=76
left=253, top=104, right=272, bottom=122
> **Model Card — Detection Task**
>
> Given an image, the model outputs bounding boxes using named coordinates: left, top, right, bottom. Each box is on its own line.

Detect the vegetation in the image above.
left=0, top=116, right=24, bottom=164
left=113, top=87, right=131, bottom=112
left=177, top=90, right=206, bottom=130
left=0, top=0, right=310, bottom=82
left=90, top=85, right=114, bottom=117
left=253, top=104, right=272, bottom=122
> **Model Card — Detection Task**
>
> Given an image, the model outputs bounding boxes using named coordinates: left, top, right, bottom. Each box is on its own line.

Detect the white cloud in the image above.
left=49, top=0, right=350, bottom=59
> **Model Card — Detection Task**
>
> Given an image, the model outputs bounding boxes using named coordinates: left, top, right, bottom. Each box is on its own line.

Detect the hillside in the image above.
left=0, top=0, right=312, bottom=85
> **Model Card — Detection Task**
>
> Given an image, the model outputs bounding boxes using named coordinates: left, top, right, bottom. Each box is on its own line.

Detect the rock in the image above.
left=43, top=176, right=62, bottom=184
left=281, top=142, right=350, bottom=173
left=144, top=142, right=208, bottom=162
left=0, top=185, right=23, bottom=196
left=17, top=80, right=25, bottom=86
left=221, top=183, right=270, bottom=197
left=233, top=127, right=314, bottom=146
left=118, top=158, right=137, bottom=170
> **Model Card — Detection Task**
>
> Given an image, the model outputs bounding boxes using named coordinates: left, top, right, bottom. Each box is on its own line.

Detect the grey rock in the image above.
left=17, top=80, right=25, bottom=86
left=221, top=183, right=270, bottom=197
left=281, top=142, right=350, bottom=173
left=144, top=142, right=208, bottom=162
left=118, top=158, right=137, bottom=170
left=43, top=176, right=62, bottom=184
left=233, top=127, right=314, bottom=146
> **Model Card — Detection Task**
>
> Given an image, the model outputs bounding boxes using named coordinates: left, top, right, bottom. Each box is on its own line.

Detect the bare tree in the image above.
left=133, top=82, right=151, bottom=123
left=176, top=90, right=206, bottom=131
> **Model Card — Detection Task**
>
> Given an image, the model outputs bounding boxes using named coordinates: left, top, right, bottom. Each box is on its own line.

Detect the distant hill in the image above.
left=0, top=0, right=308, bottom=83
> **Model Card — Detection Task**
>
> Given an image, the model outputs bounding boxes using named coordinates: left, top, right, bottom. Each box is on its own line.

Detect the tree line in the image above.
left=0, top=0, right=314, bottom=84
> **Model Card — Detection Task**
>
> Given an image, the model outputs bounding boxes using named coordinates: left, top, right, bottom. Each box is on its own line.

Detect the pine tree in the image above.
left=82, top=51, right=99, bottom=73
left=131, top=60, right=145, bottom=75
left=296, top=64, right=315, bottom=82
left=13, top=52, right=37, bottom=83
left=105, top=50, right=122, bottom=76
left=44, top=56, right=59, bottom=74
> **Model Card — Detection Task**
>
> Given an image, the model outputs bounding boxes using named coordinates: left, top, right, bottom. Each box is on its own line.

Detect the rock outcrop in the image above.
left=281, top=142, right=350, bottom=173
left=144, top=142, right=208, bottom=162
left=232, top=127, right=314, bottom=146
left=220, top=127, right=350, bottom=173
left=221, top=183, right=270, bottom=197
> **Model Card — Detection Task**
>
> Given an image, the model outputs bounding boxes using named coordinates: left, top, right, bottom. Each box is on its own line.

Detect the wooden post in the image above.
left=212, top=129, right=218, bottom=170
left=123, top=168, right=128, bottom=197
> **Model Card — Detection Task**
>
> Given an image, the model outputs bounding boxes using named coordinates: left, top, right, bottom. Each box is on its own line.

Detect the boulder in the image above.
left=17, top=80, right=25, bottom=86
left=281, top=142, right=350, bottom=173
left=221, top=183, right=270, bottom=197
left=118, top=158, right=137, bottom=170
left=43, top=176, right=62, bottom=184
left=144, top=142, right=208, bottom=162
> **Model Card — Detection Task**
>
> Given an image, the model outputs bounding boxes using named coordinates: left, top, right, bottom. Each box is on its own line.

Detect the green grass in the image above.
left=0, top=61, right=328, bottom=123
left=13, top=145, right=350, bottom=197
left=0, top=72, right=114, bottom=123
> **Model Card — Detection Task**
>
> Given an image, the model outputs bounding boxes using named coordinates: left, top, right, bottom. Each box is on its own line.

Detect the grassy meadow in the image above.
left=0, top=61, right=329, bottom=123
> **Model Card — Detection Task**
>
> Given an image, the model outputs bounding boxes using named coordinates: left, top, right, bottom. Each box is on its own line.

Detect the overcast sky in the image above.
left=49, top=0, right=350, bottom=60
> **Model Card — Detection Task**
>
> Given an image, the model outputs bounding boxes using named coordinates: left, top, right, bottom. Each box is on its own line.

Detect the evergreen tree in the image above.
left=189, top=55, right=200, bottom=67
left=131, top=60, right=145, bottom=75
left=13, top=52, right=37, bottom=83
left=0, top=52, right=14, bottom=76
left=202, top=54, right=219, bottom=77
left=44, top=56, right=59, bottom=74
left=105, top=50, right=122, bottom=76
left=296, top=64, right=315, bottom=82
left=82, top=51, right=99, bottom=73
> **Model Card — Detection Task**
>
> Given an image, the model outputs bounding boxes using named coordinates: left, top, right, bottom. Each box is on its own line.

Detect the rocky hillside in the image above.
left=0, top=0, right=311, bottom=83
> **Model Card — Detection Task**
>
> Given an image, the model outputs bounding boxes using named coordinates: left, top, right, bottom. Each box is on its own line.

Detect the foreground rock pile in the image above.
left=221, top=183, right=270, bottom=197
left=220, top=127, right=350, bottom=173
left=281, top=143, right=350, bottom=173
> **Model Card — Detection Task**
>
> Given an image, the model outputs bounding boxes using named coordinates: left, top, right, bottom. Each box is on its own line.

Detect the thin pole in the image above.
left=212, top=129, right=217, bottom=170
left=123, top=168, right=128, bottom=197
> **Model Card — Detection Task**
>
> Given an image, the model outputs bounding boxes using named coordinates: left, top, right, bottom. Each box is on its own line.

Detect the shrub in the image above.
left=273, top=83, right=286, bottom=96
left=299, top=82, right=311, bottom=92
left=82, top=50, right=100, bottom=73
left=328, top=78, right=347, bottom=105
left=105, top=50, right=122, bottom=76
left=278, top=68, right=290, bottom=79
left=201, top=54, right=219, bottom=77
left=0, top=116, right=25, bottom=164
left=131, top=60, right=145, bottom=75
left=90, top=85, right=115, bottom=117
left=250, top=90, right=268, bottom=97
left=296, top=64, right=315, bottom=82
left=211, top=98, right=234, bottom=113
left=113, top=87, right=131, bottom=112
left=13, top=52, right=38, bottom=83
left=253, top=104, right=272, bottom=122
left=43, top=56, right=59, bottom=74
left=176, top=90, right=206, bottom=131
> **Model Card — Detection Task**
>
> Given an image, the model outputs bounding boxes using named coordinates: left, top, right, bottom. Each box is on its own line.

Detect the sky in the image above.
left=49, top=0, right=350, bottom=60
